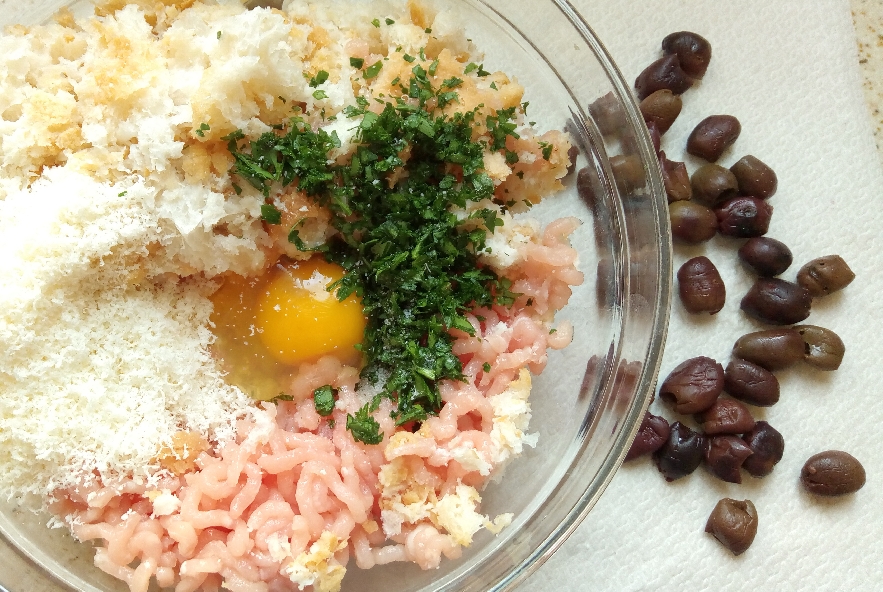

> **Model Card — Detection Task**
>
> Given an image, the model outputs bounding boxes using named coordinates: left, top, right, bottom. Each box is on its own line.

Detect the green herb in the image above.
left=313, top=385, right=337, bottom=416
left=347, top=404, right=383, bottom=444
left=428, top=59, right=439, bottom=76
left=549, top=328, right=557, bottom=334
left=464, top=62, right=490, bottom=77
left=117, top=191, right=127, bottom=197
left=313, top=89, right=328, bottom=100
left=482, top=362, right=491, bottom=373
left=403, top=53, right=416, bottom=63
left=309, top=70, right=329, bottom=88
left=350, top=57, right=365, bottom=69
left=216, top=31, right=222, bottom=39
left=364, top=60, right=383, bottom=79
left=260, top=203, right=282, bottom=224
left=226, top=72, right=527, bottom=440
left=538, top=140, right=553, bottom=160
left=385, top=17, right=395, bottom=25
left=489, top=81, right=498, bottom=90
left=328, top=419, right=336, bottom=428
left=195, top=122, right=210, bottom=138
left=371, top=18, right=380, bottom=27
left=270, top=393, right=294, bottom=403
left=424, top=27, right=432, bottom=34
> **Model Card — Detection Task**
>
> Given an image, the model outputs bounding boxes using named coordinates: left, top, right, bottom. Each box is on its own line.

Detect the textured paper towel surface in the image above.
left=522, top=1, right=883, bottom=591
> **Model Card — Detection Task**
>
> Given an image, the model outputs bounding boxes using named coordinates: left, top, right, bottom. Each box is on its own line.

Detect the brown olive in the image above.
left=705, top=498, right=758, bottom=555
left=687, top=115, right=741, bottom=162
left=662, top=31, right=712, bottom=79
left=678, top=256, right=726, bottom=314
left=654, top=421, right=707, bottom=481
left=733, top=328, right=805, bottom=371
left=588, top=91, right=627, bottom=136
left=659, top=356, right=724, bottom=414
left=796, top=255, right=856, bottom=297
left=801, top=450, right=865, bottom=496
left=740, top=278, right=812, bottom=325
left=742, top=421, right=785, bottom=477
left=696, top=397, right=755, bottom=435
left=640, top=89, right=683, bottom=134
left=660, top=152, right=692, bottom=202
left=715, top=196, right=773, bottom=238
left=625, top=412, right=671, bottom=461
left=610, top=154, right=646, bottom=194
left=669, top=201, right=717, bottom=244
left=635, top=54, right=692, bottom=100
left=794, top=325, right=846, bottom=371
left=705, top=435, right=753, bottom=483
left=691, top=163, right=739, bottom=206
left=738, top=237, right=793, bottom=277
left=724, top=359, right=780, bottom=407
left=730, top=155, right=778, bottom=199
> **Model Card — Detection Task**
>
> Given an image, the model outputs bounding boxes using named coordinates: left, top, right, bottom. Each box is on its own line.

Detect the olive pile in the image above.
left=617, top=31, right=865, bottom=558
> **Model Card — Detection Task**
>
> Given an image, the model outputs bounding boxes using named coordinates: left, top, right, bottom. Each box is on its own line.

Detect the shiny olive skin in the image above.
left=801, top=451, right=865, bottom=496
left=659, top=356, right=724, bottom=414
left=740, top=278, right=812, bottom=325
left=625, top=412, right=671, bottom=461
left=738, top=237, right=793, bottom=277
left=687, top=115, right=741, bottom=162
left=660, top=152, right=692, bottom=202
left=588, top=91, right=627, bottom=136
left=796, top=255, right=856, bottom=297
left=696, top=397, right=755, bottom=435
left=730, top=155, right=778, bottom=199
left=794, top=325, right=846, bottom=371
left=635, top=54, right=692, bottom=100
left=742, top=421, right=785, bottom=477
left=654, top=421, right=707, bottom=481
left=669, top=201, right=717, bottom=244
left=691, top=163, right=739, bottom=207
left=733, top=328, right=805, bottom=371
left=678, top=256, right=726, bottom=314
left=715, top=196, right=773, bottom=238
left=662, top=31, right=712, bottom=79
left=705, top=435, right=753, bottom=483
left=705, top=498, right=758, bottom=556
left=724, top=359, right=780, bottom=407
left=640, top=89, right=683, bottom=134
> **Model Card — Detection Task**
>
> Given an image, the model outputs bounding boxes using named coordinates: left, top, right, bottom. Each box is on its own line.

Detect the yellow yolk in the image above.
left=209, top=257, right=366, bottom=401
left=256, top=258, right=366, bottom=365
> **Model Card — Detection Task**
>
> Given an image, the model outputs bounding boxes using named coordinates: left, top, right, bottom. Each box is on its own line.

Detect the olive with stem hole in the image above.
left=796, top=255, right=855, bottom=297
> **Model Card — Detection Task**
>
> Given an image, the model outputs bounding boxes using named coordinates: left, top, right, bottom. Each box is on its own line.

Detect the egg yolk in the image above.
left=209, top=257, right=366, bottom=401
left=255, top=258, right=366, bottom=365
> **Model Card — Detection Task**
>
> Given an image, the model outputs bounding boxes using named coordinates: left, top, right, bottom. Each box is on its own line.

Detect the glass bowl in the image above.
left=0, top=0, right=671, bottom=590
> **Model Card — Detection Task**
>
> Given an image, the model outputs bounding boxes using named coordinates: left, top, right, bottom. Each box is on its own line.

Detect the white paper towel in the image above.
left=522, top=1, right=883, bottom=591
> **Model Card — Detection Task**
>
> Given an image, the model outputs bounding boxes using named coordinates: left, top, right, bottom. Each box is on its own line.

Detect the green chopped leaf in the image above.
left=309, top=70, right=329, bottom=87
left=364, top=60, right=383, bottom=79
left=270, top=393, right=294, bottom=403
left=385, top=17, right=395, bottom=25
left=482, top=362, right=491, bottom=373
left=489, top=81, right=498, bottom=90
left=371, top=18, right=380, bottom=27
left=350, top=57, right=365, bottom=69
left=549, top=328, right=557, bottom=334
left=260, top=203, right=282, bottom=224
left=424, top=27, right=432, bottom=33
left=313, top=89, right=328, bottom=100
left=403, top=53, right=416, bottom=63
left=347, top=404, right=383, bottom=444
left=216, top=31, right=222, bottom=39
left=117, top=191, right=127, bottom=197
left=313, top=385, right=337, bottom=416
left=538, top=140, right=553, bottom=160
left=428, top=59, right=439, bottom=76
left=194, top=122, right=210, bottom=138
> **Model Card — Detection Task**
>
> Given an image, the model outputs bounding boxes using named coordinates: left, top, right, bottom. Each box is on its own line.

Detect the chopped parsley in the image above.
left=313, top=385, right=337, bottom=416
left=371, top=18, right=380, bottom=28
left=226, top=70, right=525, bottom=443
left=350, top=57, right=365, bottom=69
left=538, top=140, right=553, bottom=160
left=260, top=203, right=282, bottom=224
left=309, top=70, right=329, bottom=87
left=385, top=17, right=395, bottom=25
left=313, top=89, right=328, bottom=100
left=194, top=122, right=210, bottom=137
left=482, top=362, right=491, bottom=373
left=346, top=405, right=383, bottom=444
left=216, top=31, right=222, bottom=39
left=464, top=62, right=490, bottom=77
left=364, top=60, right=383, bottom=79
left=117, top=191, right=127, bottom=197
